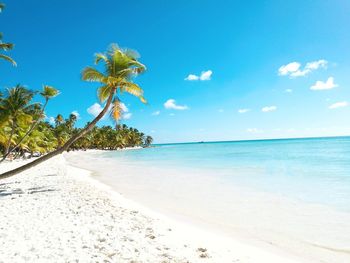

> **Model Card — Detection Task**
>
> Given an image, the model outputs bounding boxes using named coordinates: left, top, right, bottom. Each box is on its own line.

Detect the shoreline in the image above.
left=1, top=154, right=302, bottom=262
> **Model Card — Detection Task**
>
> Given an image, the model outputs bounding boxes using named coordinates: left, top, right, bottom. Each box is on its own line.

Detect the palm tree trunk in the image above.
left=3, top=120, right=16, bottom=157
left=0, top=89, right=115, bottom=180
left=0, top=100, right=49, bottom=163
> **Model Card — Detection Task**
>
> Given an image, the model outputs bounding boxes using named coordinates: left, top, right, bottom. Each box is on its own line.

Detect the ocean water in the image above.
left=66, top=136, right=350, bottom=262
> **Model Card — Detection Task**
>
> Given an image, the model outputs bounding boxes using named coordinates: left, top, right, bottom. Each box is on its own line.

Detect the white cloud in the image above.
left=278, top=59, right=328, bottom=78
left=164, top=99, right=188, bottom=110
left=71, top=110, right=80, bottom=119
left=247, top=128, right=263, bottom=133
left=185, top=74, right=199, bottom=81
left=87, top=102, right=131, bottom=120
left=87, top=103, right=104, bottom=118
left=119, top=102, right=132, bottom=120
left=305, top=60, right=327, bottom=70
left=238, top=108, right=250, bottom=114
left=278, top=62, right=301, bottom=76
left=329, top=101, right=348, bottom=109
left=123, top=112, right=132, bottom=119
left=262, top=106, right=277, bottom=112
left=120, top=102, right=128, bottom=113
left=185, top=70, right=212, bottom=81
left=285, top=89, right=293, bottom=93
left=310, top=77, right=338, bottom=90
left=199, top=70, right=212, bottom=80
left=169, top=113, right=175, bottom=116
left=48, top=117, right=55, bottom=125
left=152, top=111, right=160, bottom=116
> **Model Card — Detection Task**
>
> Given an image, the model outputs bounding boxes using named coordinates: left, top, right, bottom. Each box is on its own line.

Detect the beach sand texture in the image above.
left=0, top=155, right=302, bottom=263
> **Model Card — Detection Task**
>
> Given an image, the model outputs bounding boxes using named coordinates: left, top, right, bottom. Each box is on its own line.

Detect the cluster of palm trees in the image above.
left=0, top=2, right=152, bottom=179
left=72, top=124, right=153, bottom=150
left=0, top=85, right=153, bottom=161
left=0, top=85, right=59, bottom=161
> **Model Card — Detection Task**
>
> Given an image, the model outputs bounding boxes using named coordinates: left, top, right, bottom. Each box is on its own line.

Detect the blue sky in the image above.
left=1, top=0, right=350, bottom=143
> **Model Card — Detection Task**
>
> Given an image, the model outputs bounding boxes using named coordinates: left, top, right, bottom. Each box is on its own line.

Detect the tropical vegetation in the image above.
left=0, top=86, right=152, bottom=161
left=0, top=2, right=152, bottom=179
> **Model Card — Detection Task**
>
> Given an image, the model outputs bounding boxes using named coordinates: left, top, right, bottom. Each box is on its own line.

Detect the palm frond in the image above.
left=81, top=67, right=106, bottom=82
left=124, top=48, right=140, bottom=60
left=0, top=42, right=14, bottom=51
left=97, top=85, right=113, bottom=103
left=40, top=85, right=59, bottom=99
left=16, top=112, right=33, bottom=126
left=128, top=60, right=146, bottom=73
left=0, top=54, right=16, bottom=66
left=120, top=82, right=143, bottom=97
left=139, top=96, right=147, bottom=104
left=94, top=53, right=109, bottom=65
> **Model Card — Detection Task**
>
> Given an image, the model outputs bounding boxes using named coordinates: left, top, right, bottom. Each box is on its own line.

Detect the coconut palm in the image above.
left=144, top=135, right=153, bottom=147
left=55, top=114, right=64, bottom=127
left=0, top=44, right=147, bottom=179
left=0, top=85, right=36, bottom=157
left=66, top=113, right=77, bottom=132
left=0, top=85, right=58, bottom=162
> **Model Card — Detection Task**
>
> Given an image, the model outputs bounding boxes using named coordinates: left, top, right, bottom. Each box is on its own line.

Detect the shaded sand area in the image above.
left=0, top=155, right=303, bottom=262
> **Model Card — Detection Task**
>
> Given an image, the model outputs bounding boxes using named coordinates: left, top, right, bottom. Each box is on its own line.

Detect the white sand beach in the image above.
left=0, top=154, right=303, bottom=263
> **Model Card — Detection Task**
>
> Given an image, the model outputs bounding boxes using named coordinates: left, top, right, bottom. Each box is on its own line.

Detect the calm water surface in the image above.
left=101, top=136, right=350, bottom=211
left=67, top=136, right=350, bottom=263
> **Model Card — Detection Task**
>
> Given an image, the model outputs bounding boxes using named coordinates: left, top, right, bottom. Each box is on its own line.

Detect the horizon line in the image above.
left=155, top=134, right=350, bottom=146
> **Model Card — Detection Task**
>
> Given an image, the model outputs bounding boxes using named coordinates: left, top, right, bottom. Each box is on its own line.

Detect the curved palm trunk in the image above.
left=0, top=100, right=49, bottom=163
left=0, top=89, right=115, bottom=180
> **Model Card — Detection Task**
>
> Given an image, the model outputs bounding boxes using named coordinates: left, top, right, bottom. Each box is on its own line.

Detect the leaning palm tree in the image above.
left=0, top=85, right=59, bottom=162
left=0, top=44, right=147, bottom=179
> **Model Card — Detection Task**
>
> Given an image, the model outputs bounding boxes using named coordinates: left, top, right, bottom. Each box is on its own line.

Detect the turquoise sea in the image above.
left=67, top=136, right=350, bottom=262
left=105, top=136, right=350, bottom=211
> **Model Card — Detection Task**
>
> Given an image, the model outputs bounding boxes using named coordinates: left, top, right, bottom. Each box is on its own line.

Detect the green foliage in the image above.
left=0, top=85, right=153, bottom=159
left=81, top=44, right=147, bottom=121
left=0, top=37, right=152, bottom=161
left=71, top=123, right=151, bottom=150
left=40, top=85, right=59, bottom=100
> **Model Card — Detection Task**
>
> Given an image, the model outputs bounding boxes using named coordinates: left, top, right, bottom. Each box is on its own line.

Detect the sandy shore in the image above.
left=0, top=155, right=301, bottom=262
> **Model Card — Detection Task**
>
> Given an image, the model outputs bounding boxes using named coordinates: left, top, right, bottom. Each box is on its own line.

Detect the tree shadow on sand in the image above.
left=0, top=186, right=57, bottom=197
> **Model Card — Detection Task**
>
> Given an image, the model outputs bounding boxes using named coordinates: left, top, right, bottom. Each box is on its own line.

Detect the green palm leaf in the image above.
left=40, top=85, right=59, bottom=99
left=0, top=54, right=16, bottom=66
left=0, top=42, right=14, bottom=51
left=97, top=85, right=112, bottom=103
left=82, top=67, right=106, bottom=82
